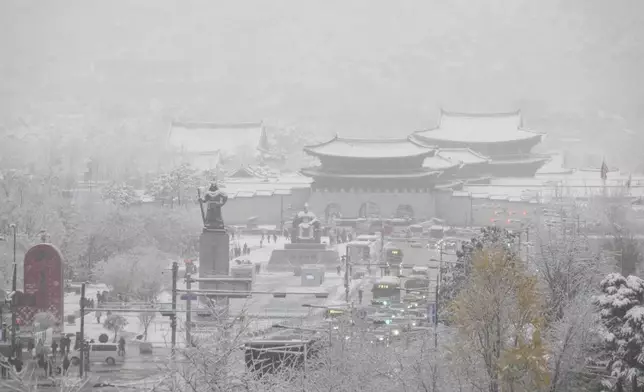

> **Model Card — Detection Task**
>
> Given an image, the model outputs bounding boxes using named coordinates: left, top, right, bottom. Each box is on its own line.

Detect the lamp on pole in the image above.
left=10, top=224, right=17, bottom=359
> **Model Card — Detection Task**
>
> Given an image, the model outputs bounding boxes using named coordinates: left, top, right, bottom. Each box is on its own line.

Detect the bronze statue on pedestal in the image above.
left=198, top=183, right=228, bottom=231
left=291, top=203, right=321, bottom=244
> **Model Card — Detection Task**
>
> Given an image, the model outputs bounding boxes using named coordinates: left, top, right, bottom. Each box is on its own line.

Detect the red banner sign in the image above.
left=18, top=244, right=64, bottom=329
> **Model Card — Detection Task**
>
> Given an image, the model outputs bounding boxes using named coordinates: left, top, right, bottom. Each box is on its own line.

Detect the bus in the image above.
left=324, top=307, right=347, bottom=320
left=347, top=240, right=379, bottom=266
left=384, top=246, right=403, bottom=267
left=403, top=277, right=430, bottom=295
left=410, top=266, right=430, bottom=279
left=407, top=225, right=423, bottom=238
left=371, top=276, right=401, bottom=306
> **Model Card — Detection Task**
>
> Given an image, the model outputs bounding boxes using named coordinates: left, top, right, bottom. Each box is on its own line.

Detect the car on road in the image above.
left=71, top=343, right=123, bottom=366
left=386, top=303, right=408, bottom=314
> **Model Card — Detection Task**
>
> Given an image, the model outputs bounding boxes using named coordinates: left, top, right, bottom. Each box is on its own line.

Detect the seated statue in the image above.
left=291, top=203, right=321, bottom=244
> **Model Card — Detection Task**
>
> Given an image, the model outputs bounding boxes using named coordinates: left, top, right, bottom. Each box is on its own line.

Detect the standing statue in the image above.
left=198, top=183, right=228, bottom=230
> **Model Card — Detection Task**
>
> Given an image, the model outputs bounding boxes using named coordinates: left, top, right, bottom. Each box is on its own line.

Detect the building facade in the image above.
left=167, top=121, right=270, bottom=171
left=300, top=136, right=441, bottom=221
left=413, top=110, right=549, bottom=177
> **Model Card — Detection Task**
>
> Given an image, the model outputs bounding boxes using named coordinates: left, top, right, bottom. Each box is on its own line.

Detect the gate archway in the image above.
left=358, top=201, right=381, bottom=218
left=395, top=204, right=415, bottom=219
left=324, top=203, right=343, bottom=222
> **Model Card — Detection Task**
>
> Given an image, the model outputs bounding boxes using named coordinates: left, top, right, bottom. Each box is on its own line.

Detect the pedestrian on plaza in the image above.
left=96, top=309, right=103, bottom=324
left=62, top=354, right=70, bottom=375
left=61, top=336, right=68, bottom=355
left=243, top=243, right=248, bottom=255
left=267, top=234, right=271, bottom=244
left=27, top=338, right=34, bottom=354
left=336, top=264, right=342, bottom=276
left=118, top=336, right=126, bottom=356
left=96, top=292, right=101, bottom=305
left=358, top=288, right=363, bottom=304
left=51, top=340, right=58, bottom=357
left=58, top=336, right=66, bottom=356
left=261, top=233, right=265, bottom=242
left=273, top=233, right=277, bottom=243
left=15, top=340, right=23, bottom=361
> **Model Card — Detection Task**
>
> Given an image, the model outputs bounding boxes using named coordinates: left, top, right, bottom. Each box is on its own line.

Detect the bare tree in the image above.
left=138, top=308, right=156, bottom=342
left=533, top=223, right=600, bottom=322
left=545, top=292, right=599, bottom=392
left=96, top=246, right=169, bottom=301
left=0, top=357, right=89, bottom=392
left=103, top=314, right=128, bottom=343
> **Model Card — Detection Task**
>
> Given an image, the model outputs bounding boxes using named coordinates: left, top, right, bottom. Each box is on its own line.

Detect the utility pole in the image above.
left=10, top=224, right=17, bottom=360
left=438, top=242, right=443, bottom=286
left=171, top=262, right=178, bottom=357
left=280, top=195, right=284, bottom=235
left=79, top=283, right=86, bottom=378
left=434, top=274, right=438, bottom=349
left=344, top=245, right=350, bottom=303
left=185, top=274, right=192, bottom=347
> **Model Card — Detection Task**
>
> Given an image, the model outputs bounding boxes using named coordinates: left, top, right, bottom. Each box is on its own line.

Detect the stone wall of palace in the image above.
left=224, top=188, right=310, bottom=225
left=307, top=189, right=435, bottom=221
left=434, top=190, right=542, bottom=228
left=223, top=184, right=582, bottom=229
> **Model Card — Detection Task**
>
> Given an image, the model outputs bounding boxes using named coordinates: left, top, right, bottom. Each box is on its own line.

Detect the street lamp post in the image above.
left=344, top=245, right=350, bottom=303
left=10, top=224, right=17, bottom=359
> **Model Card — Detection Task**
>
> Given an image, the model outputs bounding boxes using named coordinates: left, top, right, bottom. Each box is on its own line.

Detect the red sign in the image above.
left=19, top=244, right=64, bottom=328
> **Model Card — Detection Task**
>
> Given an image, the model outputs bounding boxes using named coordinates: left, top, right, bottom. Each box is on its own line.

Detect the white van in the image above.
left=71, top=343, right=123, bottom=366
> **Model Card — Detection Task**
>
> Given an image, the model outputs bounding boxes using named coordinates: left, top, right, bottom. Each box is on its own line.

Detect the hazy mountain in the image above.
left=1, top=0, right=642, bottom=166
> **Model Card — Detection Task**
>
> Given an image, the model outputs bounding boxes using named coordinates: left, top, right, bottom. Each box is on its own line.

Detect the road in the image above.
left=57, top=235, right=354, bottom=384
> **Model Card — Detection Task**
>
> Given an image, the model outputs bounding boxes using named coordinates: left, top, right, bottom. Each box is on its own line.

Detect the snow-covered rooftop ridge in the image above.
left=422, top=154, right=461, bottom=170
left=303, top=134, right=436, bottom=159
left=414, top=109, right=545, bottom=144
left=167, top=120, right=268, bottom=154
left=171, top=120, right=264, bottom=129
left=436, top=148, right=491, bottom=164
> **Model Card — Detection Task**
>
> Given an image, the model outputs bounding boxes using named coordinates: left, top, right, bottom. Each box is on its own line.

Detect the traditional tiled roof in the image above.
left=303, top=135, right=435, bottom=159
left=167, top=121, right=269, bottom=154
left=414, top=110, right=544, bottom=144
left=488, top=155, right=551, bottom=165
left=227, top=165, right=280, bottom=179
left=435, top=148, right=490, bottom=165
left=300, top=166, right=441, bottom=180
left=422, top=155, right=461, bottom=171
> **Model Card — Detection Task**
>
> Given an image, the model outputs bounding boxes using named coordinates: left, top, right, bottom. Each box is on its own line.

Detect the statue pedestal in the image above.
left=199, top=229, right=230, bottom=276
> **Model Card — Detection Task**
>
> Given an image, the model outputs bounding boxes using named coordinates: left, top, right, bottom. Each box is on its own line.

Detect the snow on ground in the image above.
left=63, top=236, right=287, bottom=343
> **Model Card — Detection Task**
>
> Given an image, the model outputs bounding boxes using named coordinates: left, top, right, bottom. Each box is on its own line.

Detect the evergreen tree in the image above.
left=594, top=273, right=644, bottom=392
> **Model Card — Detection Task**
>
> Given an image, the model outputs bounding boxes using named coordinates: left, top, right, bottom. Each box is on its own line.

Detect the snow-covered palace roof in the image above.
left=167, top=121, right=269, bottom=155
left=414, top=110, right=544, bottom=144
left=303, top=135, right=435, bottom=159
left=435, top=148, right=491, bottom=165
